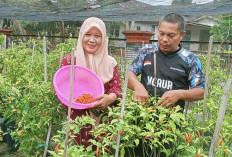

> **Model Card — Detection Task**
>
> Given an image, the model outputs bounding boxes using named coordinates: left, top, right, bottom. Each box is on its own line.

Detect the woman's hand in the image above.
left=88, top=93, right=117, bottom=110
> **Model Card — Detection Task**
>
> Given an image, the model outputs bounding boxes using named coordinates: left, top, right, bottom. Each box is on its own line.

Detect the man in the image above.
left=127, top=13, right=205, bottom=157
left=128, top=13, right=205, bottom=109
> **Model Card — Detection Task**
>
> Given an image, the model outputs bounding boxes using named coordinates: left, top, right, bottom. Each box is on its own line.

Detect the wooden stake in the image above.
left=208, top=78, right=232, bottom=157
left=202, top=36, right=213, bottom=138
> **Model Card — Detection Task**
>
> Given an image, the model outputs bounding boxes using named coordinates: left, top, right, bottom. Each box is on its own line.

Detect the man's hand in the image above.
left=133, top=84, right=149, bottom=103
left=158, top=90, right=183, bottom=107
left=158, top=88, right=204, bottom=107
left=88, top=93, right=117, bottom=110
left=128, top=70, right=149, bottom=103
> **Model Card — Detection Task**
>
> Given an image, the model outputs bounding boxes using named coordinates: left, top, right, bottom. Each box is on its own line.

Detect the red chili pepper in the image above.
left=50, top=86, right=54, bottom=92
left=184, top=134, right=188, bottom=140
left=120, top=131, right=124, bottom=135
left=100, top=132, right=106, bottom=135
left=144, top=135, right=147, bottom=140
left=152, top=106, right=156, bottom=110
left=74, top=93, right=94, bottom=104
left=36, top=137, right=40, bottom=141
left=219, top=139, right=223, bottom=146
left=189, top=133, right=193, bottom=139
left=168, top=126, right=172, bottom=131
left=197, top=131, right=201, bottom=137
left=97, top=136, right=103, bottom=140
left=187, top=140, right=191, bottom=144
left=54, top=144, right=60, bottom=154
left=149, top=135, right=154, bottom=139
left=42, top=113, right=48, bottom=116
left=195, top=154, right=200, bottom=157
left=39, top=97, right=42, bottom=100
left=96, top=147, right=99, bottom=156
left=223, top=149, right=228, bottom=155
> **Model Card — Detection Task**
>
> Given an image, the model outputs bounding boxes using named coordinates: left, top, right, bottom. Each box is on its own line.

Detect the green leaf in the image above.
left=120, top=147, right=125, bottom=157
left=134, top=139, right=139, bottom=146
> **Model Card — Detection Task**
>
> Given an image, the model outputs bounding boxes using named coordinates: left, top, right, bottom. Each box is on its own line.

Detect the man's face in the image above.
left=158, top=21, right=186, bottom=54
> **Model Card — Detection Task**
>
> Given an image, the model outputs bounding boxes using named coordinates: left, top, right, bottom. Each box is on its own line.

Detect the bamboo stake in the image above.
left=153, top=51, right=157, bottom=103
left=43, top=36, right=50, bottom=157
left=208, top=78, right=232, bottom=157
left=43, top=123, right=52, bottom=157
left=31, top=40, right=35, bottom=65
left=115, top=64, right=129, bottom=157
left=3, top=35, right=6, bottom=73
left=63, top=48, right=75, bottom=157
left=202, top=36, right=213, bottom=142
left=124, top=46, right=127, bottom=68
left=120, top=48, right=123, bottom=72
left=43, top=36, right=47, bottom=82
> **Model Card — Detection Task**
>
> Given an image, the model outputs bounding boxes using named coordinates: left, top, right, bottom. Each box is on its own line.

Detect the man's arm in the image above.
left=128, top=70, right=149, bottom=103
left=158, top=88, right=204, bottom=107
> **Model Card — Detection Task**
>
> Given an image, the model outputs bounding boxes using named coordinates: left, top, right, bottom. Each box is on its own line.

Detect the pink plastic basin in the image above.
left=53, top=65, right=104, bottom=109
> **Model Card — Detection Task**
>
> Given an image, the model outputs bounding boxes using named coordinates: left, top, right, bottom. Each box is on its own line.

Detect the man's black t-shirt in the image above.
left=130, top=44, right=205, bottom=108
left=141, top=48, right=190, bottom=108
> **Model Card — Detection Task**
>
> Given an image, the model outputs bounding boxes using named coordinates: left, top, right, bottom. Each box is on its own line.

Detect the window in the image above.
left=109, top=25, right=120, bottom=37
left=136, top=26, right=141, bottom=31
left=199, top=30, right=210, bottom=51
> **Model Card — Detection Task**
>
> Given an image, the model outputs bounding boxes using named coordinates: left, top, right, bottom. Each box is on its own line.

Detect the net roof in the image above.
left=0, top=0, right=232, bottom=22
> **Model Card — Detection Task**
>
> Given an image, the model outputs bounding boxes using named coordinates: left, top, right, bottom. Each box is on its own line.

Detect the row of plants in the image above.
left=0, top=38, right=231, bottom=156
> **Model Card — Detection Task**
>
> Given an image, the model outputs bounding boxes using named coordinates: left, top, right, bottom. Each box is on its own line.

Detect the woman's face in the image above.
left=82, top=27, right=102, bottom=54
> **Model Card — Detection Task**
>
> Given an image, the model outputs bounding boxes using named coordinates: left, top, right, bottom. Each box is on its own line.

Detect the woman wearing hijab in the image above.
left=61, top=17, right=122, bottom=148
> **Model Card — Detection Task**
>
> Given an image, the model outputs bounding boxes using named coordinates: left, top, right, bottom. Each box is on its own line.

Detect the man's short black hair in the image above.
left=159, top=13, right=185, bottom=33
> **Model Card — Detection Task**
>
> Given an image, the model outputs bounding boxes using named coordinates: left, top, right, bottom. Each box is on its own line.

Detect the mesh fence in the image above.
left=0, top=0, right=232, bottom=22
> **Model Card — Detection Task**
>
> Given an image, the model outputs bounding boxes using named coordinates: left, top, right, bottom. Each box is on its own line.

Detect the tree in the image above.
left=210, top=15, right=232, bottom=52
